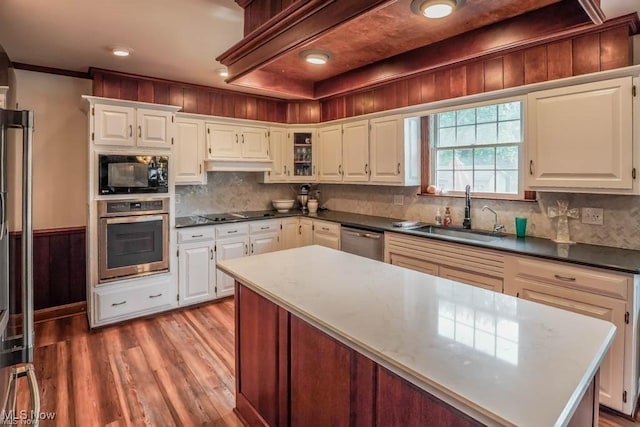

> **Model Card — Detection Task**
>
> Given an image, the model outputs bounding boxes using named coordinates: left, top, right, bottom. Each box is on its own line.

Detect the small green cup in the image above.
left=515, top=217, right=527, bottom=238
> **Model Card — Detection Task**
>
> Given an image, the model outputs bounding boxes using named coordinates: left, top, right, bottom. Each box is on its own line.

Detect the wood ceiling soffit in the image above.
left=88, top=68, right=287, bottom=103
left=217, top=0, right=395, bottom=81
left=577, top=0, right=606, bottom=24
left=314, top=2, right=631, bottom=99
left=235, top=0, right=253, bottom=8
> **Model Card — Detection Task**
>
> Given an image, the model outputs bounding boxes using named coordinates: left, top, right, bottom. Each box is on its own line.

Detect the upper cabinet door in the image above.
left=317, top=125, right=343, bottom=182
left=526, top=77, right=634, bottom=191
left=93, top=104, right=136, bottom=146
left=370, top=115, right=403, bottom=184
left=342, top=120, right=370, bottom=183
left=175, top=118, right=206, bottom=185
left=136, top=108, right=173, bottom=148
left=207, top=122, right=241, bottom=159
left=267, top=127, right=288, bottom=182
left=240, top=126, right=269, bottom=159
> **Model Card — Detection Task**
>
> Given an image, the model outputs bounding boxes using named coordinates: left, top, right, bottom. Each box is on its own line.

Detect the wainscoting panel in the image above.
left=9, top=227, right=86, bottom=312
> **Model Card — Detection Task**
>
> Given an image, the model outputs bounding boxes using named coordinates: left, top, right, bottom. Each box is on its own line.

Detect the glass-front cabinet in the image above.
left=292, top=131, right=315, bottom=179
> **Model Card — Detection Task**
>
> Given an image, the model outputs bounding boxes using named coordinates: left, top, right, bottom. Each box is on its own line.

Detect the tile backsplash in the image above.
left=176, top=173, right=640, bottom=250
left=175, top=172, right=297, bottom=215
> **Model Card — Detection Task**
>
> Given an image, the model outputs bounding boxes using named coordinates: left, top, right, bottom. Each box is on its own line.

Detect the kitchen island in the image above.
left=217, top=245, right=616, bottom=426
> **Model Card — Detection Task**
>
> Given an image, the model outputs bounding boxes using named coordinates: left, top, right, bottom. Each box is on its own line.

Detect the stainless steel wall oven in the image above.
left=98, top=198, right=169, bottom=282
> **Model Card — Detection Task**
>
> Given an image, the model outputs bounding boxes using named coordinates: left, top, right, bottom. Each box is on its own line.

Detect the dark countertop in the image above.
left=175, top=209, right=640, bottom=274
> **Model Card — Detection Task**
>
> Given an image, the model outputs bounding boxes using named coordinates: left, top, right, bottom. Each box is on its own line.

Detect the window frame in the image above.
left=417, top=95, right=528, bottom=200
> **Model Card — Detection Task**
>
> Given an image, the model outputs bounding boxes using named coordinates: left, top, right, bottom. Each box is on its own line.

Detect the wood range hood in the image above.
left=217, top=0, right=632, bottom=100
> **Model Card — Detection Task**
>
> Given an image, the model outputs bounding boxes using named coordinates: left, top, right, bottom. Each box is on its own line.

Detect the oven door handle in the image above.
left=104, top=214, right=166, bottom=225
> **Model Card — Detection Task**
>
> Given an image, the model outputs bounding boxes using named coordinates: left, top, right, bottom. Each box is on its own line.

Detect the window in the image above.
left=430, top=100, right=524, bottom=197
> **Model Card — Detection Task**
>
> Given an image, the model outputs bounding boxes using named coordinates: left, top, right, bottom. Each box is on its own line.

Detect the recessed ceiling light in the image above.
left=217, top=68, right=228, bottom=78
left=301, top=51, right=331, bottom=65
left=410, top=0, right=459, bottom=19
left=111, top=47, right=132, bottom=57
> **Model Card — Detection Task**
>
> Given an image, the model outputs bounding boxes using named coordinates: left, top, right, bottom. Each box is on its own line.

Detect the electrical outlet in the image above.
left=581, top=207, right=604, bottom=225
left=393, top=195, right=404, bottom=206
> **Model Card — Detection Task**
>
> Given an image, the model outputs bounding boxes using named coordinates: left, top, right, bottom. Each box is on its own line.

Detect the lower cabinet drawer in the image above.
left=95, top=279, right=175, bottom=323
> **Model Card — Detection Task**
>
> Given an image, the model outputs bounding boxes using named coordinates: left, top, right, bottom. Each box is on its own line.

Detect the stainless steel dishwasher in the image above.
left=340, top=226, right=384, bottom=261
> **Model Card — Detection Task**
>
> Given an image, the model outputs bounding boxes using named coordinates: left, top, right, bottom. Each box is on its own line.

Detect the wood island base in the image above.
left=234, top=282, right=600, bottom=426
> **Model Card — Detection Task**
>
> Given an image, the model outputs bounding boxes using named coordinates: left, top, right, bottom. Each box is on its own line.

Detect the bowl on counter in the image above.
left=272, top=199, right=295, bottom=212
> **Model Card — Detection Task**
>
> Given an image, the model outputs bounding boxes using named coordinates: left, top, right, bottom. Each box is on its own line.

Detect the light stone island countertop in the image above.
left=217, top=245, right=616, bottom=427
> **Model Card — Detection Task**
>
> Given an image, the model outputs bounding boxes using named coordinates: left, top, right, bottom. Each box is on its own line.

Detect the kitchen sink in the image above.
left=410, top=225, right=506, bottom=242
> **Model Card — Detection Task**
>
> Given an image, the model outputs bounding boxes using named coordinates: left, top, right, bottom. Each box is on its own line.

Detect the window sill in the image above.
left=416, top=193, right=537, bottom=202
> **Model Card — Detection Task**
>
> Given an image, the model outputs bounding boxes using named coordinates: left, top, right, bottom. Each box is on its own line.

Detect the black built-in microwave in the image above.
left=98, top=154, right=169, bottom=195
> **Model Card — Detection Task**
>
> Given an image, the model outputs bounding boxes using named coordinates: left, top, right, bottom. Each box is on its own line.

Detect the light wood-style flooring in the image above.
left=21, top=299, right=639, bottom=426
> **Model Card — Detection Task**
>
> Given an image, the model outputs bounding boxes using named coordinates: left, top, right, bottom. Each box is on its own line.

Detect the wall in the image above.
left=7, top=69, right=91, bottom=231
left=175, top=172, right=296, bottom=216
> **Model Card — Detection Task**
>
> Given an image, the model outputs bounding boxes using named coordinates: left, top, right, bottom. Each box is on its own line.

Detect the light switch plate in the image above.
left=393, top=195, right=403, bottom=206
left=581, top=207, right=603, bottom=225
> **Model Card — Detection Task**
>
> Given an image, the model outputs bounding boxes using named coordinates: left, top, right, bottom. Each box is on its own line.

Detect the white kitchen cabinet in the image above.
left=342, top=119, right=370, bottom=182
left=384, top=232, right=504, bottom=291
left=93, top=103, right=136, bottom=146
left=526, top=76, right=634, bottom=193
left=318, top=124, right=343, bottom=182
left=136, top=108, right=174, bottom=149
left=88, top=97, right=179, bottom=149
left=370, top=115, right=420, bottom=186
left=93, top=104, right=173, bottom=148
left=312, top=220, right=340, bottom=250
left=281, top=218, right=301, bottom=249
left=439, top=266, right=503, bottom=292
left=175, top=117, right=207, bottom=185
left=177, top=228, right=216, bottom=305
left=93, top=277, right=176, bottom=326
left=206, top=122, right=269, bottom=160
left=216, top=236, right=249, bottom=297
left=387, top=252, right=439, bottom=276
left=240, top=125, right=270, bottom=159
left=249, top=219, right=281, bottom=255
left=215, top=223, right=250, bottom=297
left=207, top=122, right=241, bottom=158
left=177, top=241, right=215, bottom=305
left=250, top=232, right=280, bottom=255
left=504, top=255, right=635, bottom=413
left=300, top=218, right=313, bottom=246
left=266, top=126, right=288, bottom=182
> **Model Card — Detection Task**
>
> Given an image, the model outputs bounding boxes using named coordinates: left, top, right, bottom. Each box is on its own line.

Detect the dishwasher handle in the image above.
left=342, top=228, right=382, bottom=239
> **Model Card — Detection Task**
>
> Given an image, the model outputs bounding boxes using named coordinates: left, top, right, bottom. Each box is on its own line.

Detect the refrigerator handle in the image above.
left=0, top=192, right=4, bottom=240
left=26, top=365, right=40, bottom=426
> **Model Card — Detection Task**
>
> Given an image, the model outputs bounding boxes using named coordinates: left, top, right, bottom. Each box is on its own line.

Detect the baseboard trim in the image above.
left=34, top=302, right=87, bottom=323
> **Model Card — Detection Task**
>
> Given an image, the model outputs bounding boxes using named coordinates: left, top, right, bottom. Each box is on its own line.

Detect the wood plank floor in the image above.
left=23, top=298, right=639, bottom=426
left=31, top=299, right=239, bottom=427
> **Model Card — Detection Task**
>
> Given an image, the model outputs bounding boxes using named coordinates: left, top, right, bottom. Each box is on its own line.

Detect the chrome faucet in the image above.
left=462, top=185, right=471, bottom=229
left=482, top=206, right=506, bottom=233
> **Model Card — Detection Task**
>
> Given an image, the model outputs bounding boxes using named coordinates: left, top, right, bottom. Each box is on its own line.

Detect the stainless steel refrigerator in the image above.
left=0, top=108, right=39, bottom=424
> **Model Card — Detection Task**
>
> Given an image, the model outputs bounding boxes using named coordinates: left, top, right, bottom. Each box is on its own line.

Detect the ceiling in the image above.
left=0, top=0, right=638, bottom=100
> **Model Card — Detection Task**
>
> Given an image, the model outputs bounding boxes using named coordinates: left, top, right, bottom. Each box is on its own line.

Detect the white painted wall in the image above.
left=7, top=69, right=91, bottom=231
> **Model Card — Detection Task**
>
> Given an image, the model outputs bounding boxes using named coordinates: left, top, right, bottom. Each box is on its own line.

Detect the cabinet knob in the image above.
left=529, top=160, right=534, bottom=175
left=112, top=300, right=127, bottom=307
left=397, top=163, right=401, bottom=175
left=129, top=125, right=133, bottom=137
left=138, top=125, right=142, bottom=138
left=149, top=293, right=163, bottom=299
left=364, top=163, right=368, bottom=174
left=244, top=244, right=248, bottom=255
